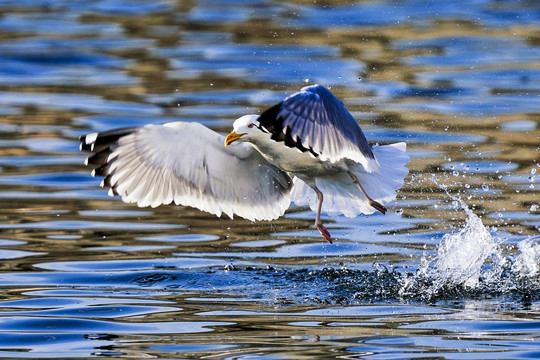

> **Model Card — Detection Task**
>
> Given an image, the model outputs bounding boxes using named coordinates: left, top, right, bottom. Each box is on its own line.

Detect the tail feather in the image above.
left=291, top=142, right=409, bottom=217
left=356, top=142, right=409, bottom=203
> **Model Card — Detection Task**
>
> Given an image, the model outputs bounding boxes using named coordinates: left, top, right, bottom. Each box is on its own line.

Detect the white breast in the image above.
left=247, top=131, right=347, bottom=177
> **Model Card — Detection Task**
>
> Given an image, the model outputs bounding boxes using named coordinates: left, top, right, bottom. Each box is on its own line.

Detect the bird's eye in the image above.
left=248, top=123, right=254, bottom=128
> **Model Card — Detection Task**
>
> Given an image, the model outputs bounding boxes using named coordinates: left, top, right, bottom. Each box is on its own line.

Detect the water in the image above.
left=0, top=0, right=539, bottom=358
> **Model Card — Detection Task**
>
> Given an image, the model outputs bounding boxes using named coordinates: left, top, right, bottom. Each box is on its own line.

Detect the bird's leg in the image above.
left=346, top=171, right=387, bottom=214
left=313, top=186, right=333, bottom=243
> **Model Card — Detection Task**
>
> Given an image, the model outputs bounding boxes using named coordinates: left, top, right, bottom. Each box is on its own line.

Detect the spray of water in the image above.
left=400, top=176, right=540, bottom=301
left=513, top=237, right=540, bottom=278
left=431, top=201, right=500, bottom=288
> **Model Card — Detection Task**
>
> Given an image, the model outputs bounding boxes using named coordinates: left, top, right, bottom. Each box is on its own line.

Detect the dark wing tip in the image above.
left=79, top=134, right=92, bottom=152
left=257, top=102, right=319, bottom=157
left=80, top=127, right=139, bottom=177
left=92, top=163, right=111, bottom=177
left=257, top=102, right=282, bottom=133
left=82, top=127, right=139, bottom=154
left=85, top=150, right=112, bottom=167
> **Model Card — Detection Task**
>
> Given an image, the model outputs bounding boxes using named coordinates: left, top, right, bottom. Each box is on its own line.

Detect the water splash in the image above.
left=402, top=198, right=507, bottom=300
left=512, top=236, right=540, bottom=278
left=435, top=202, right=498, bottom=288
left=400, top=178, right=540, bottom=301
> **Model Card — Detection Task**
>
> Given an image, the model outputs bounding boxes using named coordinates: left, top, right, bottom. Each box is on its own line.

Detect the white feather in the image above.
left=95, top=122, right=292, bottom=221
left=291, top=142, right=409, bottom=217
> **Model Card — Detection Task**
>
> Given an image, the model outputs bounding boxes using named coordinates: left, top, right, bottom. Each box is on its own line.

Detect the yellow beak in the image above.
left=224, top=131, right=246, bottom=146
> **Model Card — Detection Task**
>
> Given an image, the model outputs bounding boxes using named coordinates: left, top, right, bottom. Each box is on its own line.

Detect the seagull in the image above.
left=80, top=85, right=409, bottom=243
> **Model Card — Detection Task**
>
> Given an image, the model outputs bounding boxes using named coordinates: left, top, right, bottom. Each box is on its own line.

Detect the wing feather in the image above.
left=258, top=84, right=378, bottom=171
left=80, top=122, right=293, bottom=221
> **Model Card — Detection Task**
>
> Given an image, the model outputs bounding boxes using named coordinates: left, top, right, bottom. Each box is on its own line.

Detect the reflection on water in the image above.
left=0, top=0, right=539, bottom=358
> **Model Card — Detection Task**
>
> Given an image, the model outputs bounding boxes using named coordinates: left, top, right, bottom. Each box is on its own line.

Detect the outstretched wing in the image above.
left=80, top=122, right=293, bottom=221
left=257, top=84, right=378, bottom=172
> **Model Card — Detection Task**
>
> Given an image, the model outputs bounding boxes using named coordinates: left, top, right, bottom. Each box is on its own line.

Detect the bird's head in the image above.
left=224, top=114, right=260, bottom=146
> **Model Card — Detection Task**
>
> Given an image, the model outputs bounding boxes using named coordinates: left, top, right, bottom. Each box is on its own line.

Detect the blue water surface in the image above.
left=0, top=0, right=538, bottom=359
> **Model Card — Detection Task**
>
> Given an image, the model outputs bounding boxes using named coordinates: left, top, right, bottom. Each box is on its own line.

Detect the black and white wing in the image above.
left=258, top=84, right=378, bottom=172
left=80, top=122, right=293, bottom=221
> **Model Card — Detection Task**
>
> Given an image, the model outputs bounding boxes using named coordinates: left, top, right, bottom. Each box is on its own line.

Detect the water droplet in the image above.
left=532, top=168, right=537, bottom=175
left=530, top=204, right=539, bottom=212
left=396, top=209, right=404, bottom=215
left=465, top=184, right=471, bottom=189
left=452, top=171, right=459, bottom=177
left=304, top=78, right=310, bottom=83
left=529, top=176, right=535, bottom=183
left=482, top=184, right=489, bottom=191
